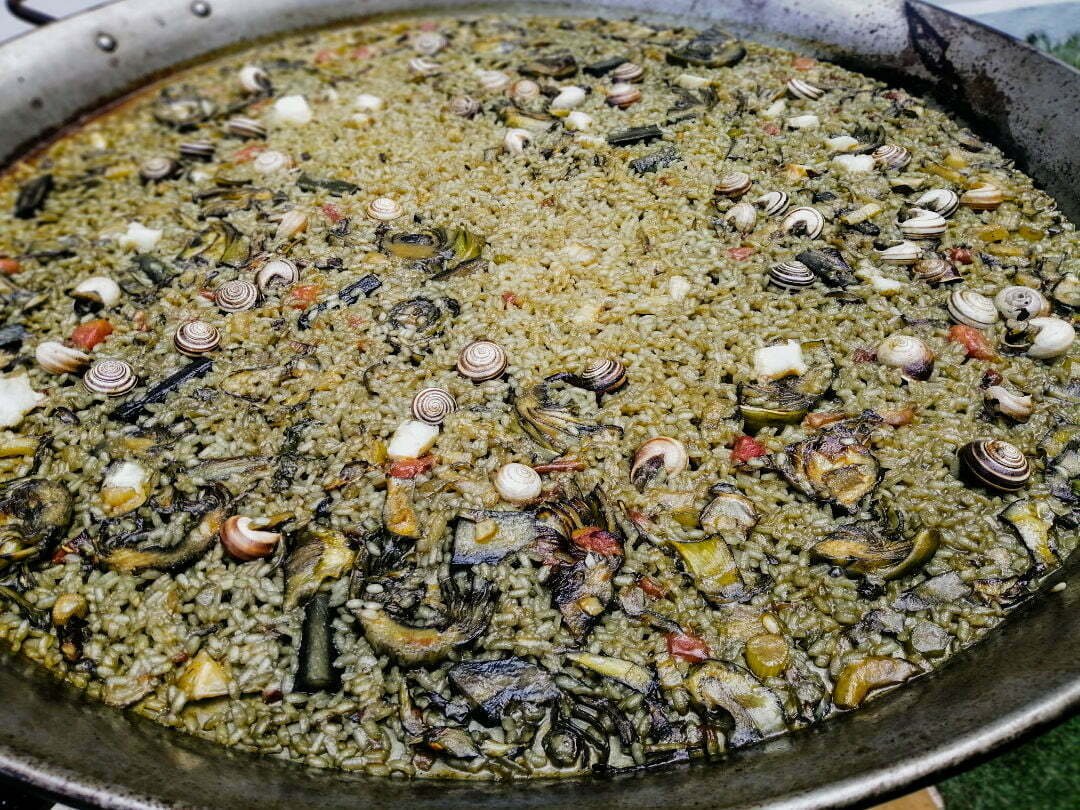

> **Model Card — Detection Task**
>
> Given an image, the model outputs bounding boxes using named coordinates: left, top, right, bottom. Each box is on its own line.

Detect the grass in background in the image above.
left=1027, top=32, right=1080, bottom=67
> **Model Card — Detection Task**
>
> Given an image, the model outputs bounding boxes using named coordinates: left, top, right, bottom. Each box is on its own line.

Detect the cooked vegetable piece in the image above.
left=832, top=656, right=919, bottom=709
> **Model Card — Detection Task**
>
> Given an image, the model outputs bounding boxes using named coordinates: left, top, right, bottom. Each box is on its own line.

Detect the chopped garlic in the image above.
left=832, top=154, right=875, bottom=173
left=118, top=222, right=162, bottom=252
left=675, top=73, right=711, bottom=90
left=563, top=111, right=593, bottom=131
left=387, top=419, right=439, bottom=460
left=826, top=135, right=860, bottom=152
left=668, top=275, right=691, bottom=301
left=563, top=242, right=598, bottom=265
left=753, top=340, right=807, bottom=381
left=760, top=99, right=787, bottom=118
left=272, top=94, right=312, bottom=125
left=786, top=114, right=820, bottom=130
left=856, top=267, right=905, bottom=296
left=0, top=372, right=46, bottom=428
left=354, top=93, right=384, bottom=112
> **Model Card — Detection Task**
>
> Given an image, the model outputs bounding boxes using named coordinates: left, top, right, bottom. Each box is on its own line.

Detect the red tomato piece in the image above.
left=666, top=631, right=711, bottom=663
left=570, top=527, right=623, bottom=556
left=727, top=246, right=755, bottom=261
left=288, top=285, right=321, bottom=310
left=0, top=257, right=21, bottom=275
left=388, top=456, right=436, bottom=479
left=948, top=324, right=996, bottom=360
left=792, top=56, right=816, bottom=71
left=638, top=576, right=668, bottom=599
left=946, top=247, right=973, bottom=265
left=232, top=144, right=266, bottom=163
left=731, top=435, right=767, bottom=462
left=69, top=319, right=113, bottom=350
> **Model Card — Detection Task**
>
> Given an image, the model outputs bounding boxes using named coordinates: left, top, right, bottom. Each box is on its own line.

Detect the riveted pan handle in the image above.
left=6, top=0, right=55, bottom=26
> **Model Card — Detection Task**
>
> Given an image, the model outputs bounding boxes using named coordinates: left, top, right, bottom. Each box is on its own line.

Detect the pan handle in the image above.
left=5, top=0, right=55, bottom=26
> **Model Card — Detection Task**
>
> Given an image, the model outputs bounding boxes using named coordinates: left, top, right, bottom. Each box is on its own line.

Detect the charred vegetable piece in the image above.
left=194, top=186, right=275, bottom=218
left=666, top=27, right=746, bottom=68
left=630, top=145, right=681, bottom=175
left=773, top=423, right=880, bottom=511
left=519, top=52, right=577, bottom=78
left=669, top=535, right=742, bottom=600
left=451, top=509, right=538, bottom=565
left=297, top=173, right=360, bottom=196
left=102, top=502, right=225, bottom=574
left=1046, top=436, right=1079, bottom=525
left=795, top=248, right=858, bottom=288
left=515, top=386, right=622, bottom=452
left=744, top=633, right=790, bottom=679
left=386, top=296, right=454, bottom=350
left=422, top=727, right=481, bottom=760
left=14, top=174, right=54, bottom=219
left=0, top=479, right=73, bottom=570
left=448, top=657, right=560, bottom=723
left=565, top=652, right=656, bottom=695
left=501, top=107, right=557, bottom=132
left=356, top=577, right=495, bottom=666
left=832, top=656, right=919, bottom=709
left=812, top=509, right=939, bottom=580
left=111, top=357, right=212, bottom=422
left=428, top=228, right=486, bottom=279
left=700, top=486, right=759, bottom=537
left=607, top=125, right=663, bottom=147
left=686, top=661, right=786, bottom=748
left=178, top=220, right=251, bottom=267
left=295, top=590, right=339, bottom=693
left=1000, top=497, right=1058, bottom=573
left=584, top=56, right=628, bottom=76
left=284, top=528, right=355, bottom=609
left=548, top=550, right=621, bottom=639
left=738, top=349, right=834, bottom=430
left=297, top=274, right=382, bottom=330
left=124, top=254, right=175, bottom=289
left=384, top=477, right=421, bottom=538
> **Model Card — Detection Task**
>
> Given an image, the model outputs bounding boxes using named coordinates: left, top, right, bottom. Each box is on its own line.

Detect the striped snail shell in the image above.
left=786, top=77, right=824, bottom=100
left=214, top=280, right=259, bottom=313
left=457, top=340, right=507, bottom=382
left=252, top=150, right=292, bottom=173
left=509, top=79, right=541, bottom=101
left=768, top=260, right=815, bottom=291
left=958, top=439, right=1030, bottom=492
left=994, top=286, right=1050, bottom=322
left=139, top=156, right=179, bottom=182
left=899, top=208, right=947, bottom=240
left=411, top=387, right=458, bottom=424
left=876, top=241, right=923, bottom=265
left=725, top=202, right=757, bottom=233
left=367, top=197, right=404, bottom=221
left=450, top=95, right=481, bottom=118
left=914, top=188, right=960, bottom=218
left=611, top=61, right=644, bottom=83
left=476, top=69, right=511, bottom=92
left=493, top=462, right=542, bottom=505
left=876, top=334, right=935, bottom=382
left=219, top=516, right=281, bottom=561
left=715, top=171, right=752, bottom=199
left=226, top=116, right=267, bottom=139
left=959, top=184, right=1004, bottom=211
left=411, top=31, right=447, bottom=56
left=408, top=56, right=442, bottom=77
left=83, top=359, right=137, bottom=396
left=255, top=258, right=299, bottom=292
left=606, top=83, right=642, bottom=108
left=179, top=140, right=215, bottom=160
left=871, top=144, right=911, bottom=170
left=781, top=206, right=825, bottom=239
left=577, top=359, right=628, bottom=393
left=947, top=289, right=999, bottom=330
left=755, top=190, right=790, bottom=217
left=912, top=257, right=961, bottom=285
left=35, top=341, right=90, bottom=375
left=173, top=320, right=221, bottom=356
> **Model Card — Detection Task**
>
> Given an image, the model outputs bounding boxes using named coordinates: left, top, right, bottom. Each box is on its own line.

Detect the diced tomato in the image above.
left=321, top=203, right=345, bottom=223
left=69, top=319, right=113, bottom=350
left=570, top=526, right=623, bottom=556
left=946, top=247, right=973, bottom=265
left=288, top=284, right=321, bottom=310
left=948, top=324, right=996, bottom=360
left=731, top=435, right=767, bottom=463
left=792, top=57, right=816, bottom=71
left=883, top=90, right=906, bottom=101
left=666, top=631, right=711, bottom=663
left=388, top=456, right=436, bottom=479
left=727, top=246, right=755, bottom=261
left=197, top=288, right=216, bottom=301
left=881, top=405, right=916, bottom=427
left=851, top=347, right=876, bottom=363
left=350, top=45, right=376, bottom=60
left=313, top=48, right=338, bottom=64
left=761, top=123, right=781, bottom=136
left=501, top=291, right=522, bottom=309
left=0, top=257, right=21, bottom=275
left=638, top=576, right=668, bottom=599
left=232, top=143, right=267, bottom=163
left=417, top=20, right=439, bottom=31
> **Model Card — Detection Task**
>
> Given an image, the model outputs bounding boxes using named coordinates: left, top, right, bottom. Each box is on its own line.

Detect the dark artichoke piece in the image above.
left=812, top=508, right=939, bottom=580
left=501, top=107, right=557, bottom=131
left=583, top=56, right=628, bottom=76
left=607, top=125, right=663, bottom=147
left=515, top=385, right=622, bottom=453
left=100, top=493, right=226, bottom=574
left=284, top=527, right=355, bottom=609
left=451, top=509, right=539, bottom=565
left=385, top=231, right=441, bottom=260
left=0, top=479, right=73, bottom=571
left=892, top=572, right=970, bottom=612
left=519, top=52, right=578, bottom=78
left=448, top=657, right=560, bottom=723
left=738, top=349, right=835, bottom=431
left=832, top=656, right=918, bottom=709
left=0, top=324, right=28, bottom=369
left=14, top=174, right=54, bottom=219
left=194, top=186, right=275, bottom=218
left=297, top=274, right=382, bottom=330
left=1045, top=436, right=1080, bottom=517
left=422, top=727, right=481, bottom=760
left=851, top=123, right=887, bottom=153
left=295, top=590, right=339, bottom=693
left=1000, top=497, right=1058, bottom=573
left=795, top=247, right=858, bottom=288
left=548, top=552, right=620, bottom=639
left=385, top=296, right=456, bottom=351
left=111, top=357, right=212, bottom=422
left=297, top=173, right=360, bottom=196
left=773, top=422, right=880, bottom=511
left=666, top=27, right=746, bottom=68
left=178, top=220, right=251, bottom=268
left=630, top=145, right=682, bottom=175
left=125, top=254, right=175, bottom=289
left=686, top=661, right=786, bottom=748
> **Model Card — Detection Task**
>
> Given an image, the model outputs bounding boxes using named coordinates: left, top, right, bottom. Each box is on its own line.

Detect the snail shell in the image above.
left=914, top=188, right=960, bottom=218
left=476, top=70, right=511, bottom=92
left=253, top=150, right=292, bottom=173
left=768, top=260, right=815, bottom=291
left=71, top=276, right=121, bottom=308
left=504, top=128, right=532, bottom=154
left=411, top=387, right=458, bottom=424
left=275, top=210, right=308, bottom=242
left=959, top=184, right=1004, bottom=211
left=630, top=437, right=689, bottom=490
left=179, top=140, right=215, bottom=160
left=226, top=116, right=266, bottom=139
left=411, top=31, right=447, bottom=56
left=408, top=57, right=442, bottom=77
left=214, top=279, right=260, bottom=313
left=457, top=340, right=507, bottom=382
left=958, top=439, right=1030, bottom=492
left=876, top=241, right=923, bottom=265
left=786, top=77, right=825, bottom=100
left=994, top=286, right=1050, bottom=322
left=725, top=202, right=758, bottom=234
left=872, top=144, right=911, bottom=170
left=255, top=258, right=299, bottom=292
left=509, top=79, right=541, bottom=101
left=716, top=171, right=752, bottom=199
left=219, top=515, right=282, bottom=561
left=138, top=156, right=179, bottom=182
left=611, top=61, right=644, bottom=83
left=912, top=257, right=961, bottom=285
left=755, top=190, right=790, bottom=217
left=606, top=83, right=642, bottom=108
left=899, top=208, right=947, bottom=240
left=83, top=359, right=137, bottom=396
left=173, top=320, right=221, bottom=356
left=450, top=95, right=481, bottom=117
left=367, top=197, right=404, bottom=222
left=578, top=359, right=627, bottom=393
left=35, top=341, right=90, bottom=375
left=876, top=334, right=935, bottom=382
left=238, top=64, right=271, bottom=94
left=781, top=206, right=825, bottom=239
left=947, top=289, right=999, bottom=330
left=984, top=385, right=1034, bottom=422
left=1026, top=316, right=1075, bottom=360
left=493, top=462, right=543, bottom=505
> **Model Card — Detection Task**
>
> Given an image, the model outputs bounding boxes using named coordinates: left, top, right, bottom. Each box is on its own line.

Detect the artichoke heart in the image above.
left=686, top=661, right=786, bottom=748
left=738, top=347, right=834, bottom=431
left=666, top=27, right=747, bottom=69
left=669, top=535, right=742, bottom=598
left=774, top=425, right=879, bottom=511
left=284, top=527, right=355, bottom=609
left=812, top=511, right=939, bottom=580
left=832, top=656, right=919, bottom=709
left=178, top=220, right=251, bottom=268
left=1000, top=497, right=1058, bottom=573
left=515, top=385, right=621, bottom=452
